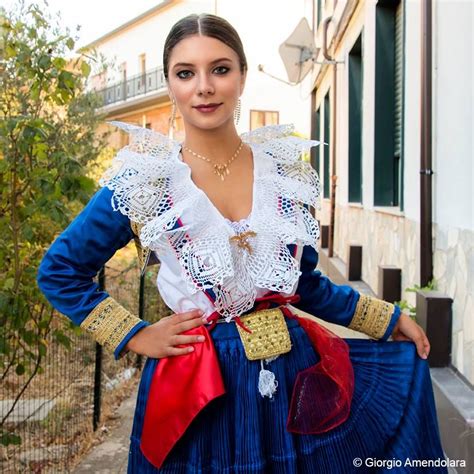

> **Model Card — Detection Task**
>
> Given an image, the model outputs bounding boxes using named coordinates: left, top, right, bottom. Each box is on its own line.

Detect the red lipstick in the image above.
left=193, top=103, right=222, bottom=113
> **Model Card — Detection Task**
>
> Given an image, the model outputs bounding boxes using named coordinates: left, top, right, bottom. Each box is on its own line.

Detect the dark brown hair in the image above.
left=163, top=13, right=248, bottom=81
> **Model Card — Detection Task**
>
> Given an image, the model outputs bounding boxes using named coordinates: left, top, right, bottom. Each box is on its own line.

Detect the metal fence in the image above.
left=97, top=67, right=167, bottom=107
left=1, top=255, right=170, bottom=473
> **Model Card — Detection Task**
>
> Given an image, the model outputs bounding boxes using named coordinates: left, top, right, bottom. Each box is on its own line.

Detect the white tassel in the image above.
left=258, top=360, right=278, bottom=398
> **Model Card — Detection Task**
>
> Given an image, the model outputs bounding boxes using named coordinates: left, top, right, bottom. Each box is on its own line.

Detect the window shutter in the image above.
left=394, top=2, right=403, bottom=159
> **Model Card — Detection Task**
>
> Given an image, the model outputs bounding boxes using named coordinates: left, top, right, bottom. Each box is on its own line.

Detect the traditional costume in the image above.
left=37, top=123, right=447, bottom=473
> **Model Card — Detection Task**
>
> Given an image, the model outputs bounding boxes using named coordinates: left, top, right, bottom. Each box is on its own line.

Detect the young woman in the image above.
left=38, top=13, right=447, bottom=473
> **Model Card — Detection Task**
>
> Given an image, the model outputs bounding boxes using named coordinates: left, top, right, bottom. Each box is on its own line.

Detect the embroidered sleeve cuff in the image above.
left=79, top=297, right=149, bottom=360
left=348, top=294, right=399, bottom=340
left=380, top=304, right=402, bottom=342
left=114, top=319, right=150, bottom=360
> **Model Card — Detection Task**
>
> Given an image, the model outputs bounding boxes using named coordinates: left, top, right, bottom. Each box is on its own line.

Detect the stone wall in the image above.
left=333, top=205, right=418, bottom=299
left=322, top=204, right=473, bottom=385
left=433, top=223, right=473, bottom=385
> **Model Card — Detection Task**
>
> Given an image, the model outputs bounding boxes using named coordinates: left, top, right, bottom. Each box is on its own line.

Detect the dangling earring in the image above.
left=234, top=98, right=241, bottom=125
left=168, top=99, right=176, bottom=139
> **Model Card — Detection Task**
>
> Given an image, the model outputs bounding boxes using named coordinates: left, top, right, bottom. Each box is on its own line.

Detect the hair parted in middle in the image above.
left=162, top=13, right=248, bottom=82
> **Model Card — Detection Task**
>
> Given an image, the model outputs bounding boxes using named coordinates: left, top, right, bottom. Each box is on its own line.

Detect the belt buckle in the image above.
left=236, top=308, right=292, bottom=361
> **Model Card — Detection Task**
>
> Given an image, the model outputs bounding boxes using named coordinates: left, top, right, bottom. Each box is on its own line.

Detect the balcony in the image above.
left=96, top=67, right=167, bottom=108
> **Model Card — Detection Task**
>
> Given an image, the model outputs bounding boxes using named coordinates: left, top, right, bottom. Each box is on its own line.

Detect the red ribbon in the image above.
left=139, top=324, right=225, bottom=468
left=139, top=293, right=354, bottom=468
left=254, top=293, right=354, bottom=434
left=283, top=308, right=354, bottom=434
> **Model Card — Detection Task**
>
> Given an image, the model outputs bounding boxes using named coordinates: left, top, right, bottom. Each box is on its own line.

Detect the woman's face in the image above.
left=167, top=35, right=246, bottom=131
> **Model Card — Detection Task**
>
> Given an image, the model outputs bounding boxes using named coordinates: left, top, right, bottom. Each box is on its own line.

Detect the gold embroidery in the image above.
left=229, top=230, right=257, bottom=254
left=80, top=297, right=142, bottom=352
left=348, top=294, right=395, bottom=339
left=130, top=220, right=142, bottom=236
left=236, top=308, right=292, bottom=360
left=130, top=221, right=152, bottom=272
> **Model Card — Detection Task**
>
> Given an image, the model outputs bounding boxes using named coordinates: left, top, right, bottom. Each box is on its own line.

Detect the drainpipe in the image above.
left=420, top=0, right=434, bottom=286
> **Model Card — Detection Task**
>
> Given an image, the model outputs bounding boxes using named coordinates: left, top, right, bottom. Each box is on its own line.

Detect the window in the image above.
left=139, top=54, right=146, bottom=75
left=138, top=53, right=146, bottom=93
left=323, top=92, right=330, bottom=199
left=317, top=0, right=322, bottom=31
left=119, top=130, right=128, bottom=148
left=250, top=110, right=279, bottom=130
left=120, top=62, right=127, bottom=82
left=348, top=33, right=363, bottom=203
left=91, top=71, right=107, bottom=90
left=374, top=0, right=404, bottom=207
left=119, top=62, right=127, bottom=101
left=394, top=1, right=404, bottom=209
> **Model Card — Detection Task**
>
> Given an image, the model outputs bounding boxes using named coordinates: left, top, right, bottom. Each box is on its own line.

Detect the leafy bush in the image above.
left=1, top=1, right=108, bottom=445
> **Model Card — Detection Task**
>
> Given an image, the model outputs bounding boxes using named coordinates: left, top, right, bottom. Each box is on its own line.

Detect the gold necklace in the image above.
left=182, top=140, right=244, bottom=181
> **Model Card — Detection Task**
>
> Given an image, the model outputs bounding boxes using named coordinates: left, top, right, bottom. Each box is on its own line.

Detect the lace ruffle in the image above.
left=101, top=122, right=322, bottom=320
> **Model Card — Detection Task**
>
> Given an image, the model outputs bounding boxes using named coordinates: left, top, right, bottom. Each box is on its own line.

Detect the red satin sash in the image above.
left=139, top=324, right=225, bottom=468
left=139, top=294, right=354, bottom=468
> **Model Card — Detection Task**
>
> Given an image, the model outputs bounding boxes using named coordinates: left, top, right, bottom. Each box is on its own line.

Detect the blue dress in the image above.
left=129, top=320, right=446, bottom=473
left=37, top=124, right=447, bottom=473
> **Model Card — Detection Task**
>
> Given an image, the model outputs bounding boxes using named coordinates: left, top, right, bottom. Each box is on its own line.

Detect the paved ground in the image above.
left=73, top=386, right=138, bottom=474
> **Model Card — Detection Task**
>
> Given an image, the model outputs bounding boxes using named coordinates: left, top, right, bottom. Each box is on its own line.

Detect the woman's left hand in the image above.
left=391, top=313, right=431, bottom=360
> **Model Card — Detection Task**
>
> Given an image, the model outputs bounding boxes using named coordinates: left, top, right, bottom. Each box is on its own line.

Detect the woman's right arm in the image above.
left=37, top=186, right=207, bottom=360
left=37, top=186, right=150, bottom=360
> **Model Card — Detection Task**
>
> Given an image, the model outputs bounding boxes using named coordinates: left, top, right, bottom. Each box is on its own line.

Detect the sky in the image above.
left=2, top=0, right=164, bottom=48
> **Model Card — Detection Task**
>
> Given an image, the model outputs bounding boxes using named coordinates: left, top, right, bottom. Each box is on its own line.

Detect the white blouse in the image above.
left=156, top=216, right=272, bottom=320
left=101, top=122, right=322, bottom=322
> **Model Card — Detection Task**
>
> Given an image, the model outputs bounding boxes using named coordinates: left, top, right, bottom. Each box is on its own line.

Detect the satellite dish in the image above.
left=279, top=18, right=320, bottom=84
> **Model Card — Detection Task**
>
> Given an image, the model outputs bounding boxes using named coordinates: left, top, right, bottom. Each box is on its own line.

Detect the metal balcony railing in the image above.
left=96, top=67, right=167, bottom=106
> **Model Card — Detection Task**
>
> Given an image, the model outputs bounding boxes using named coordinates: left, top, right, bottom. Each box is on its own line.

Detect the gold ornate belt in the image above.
left=234, top=307, right=292, bottom=361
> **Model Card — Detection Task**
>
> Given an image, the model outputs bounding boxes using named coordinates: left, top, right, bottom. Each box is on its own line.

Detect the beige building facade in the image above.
left=310, top=0, right=473, bottom=385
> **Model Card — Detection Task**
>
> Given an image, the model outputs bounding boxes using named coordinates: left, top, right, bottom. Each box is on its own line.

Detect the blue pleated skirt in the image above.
left=127, top=317, right=447, bottom=473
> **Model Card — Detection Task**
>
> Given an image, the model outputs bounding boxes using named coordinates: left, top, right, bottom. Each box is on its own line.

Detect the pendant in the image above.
left=214, top=164, right=228, bottom=181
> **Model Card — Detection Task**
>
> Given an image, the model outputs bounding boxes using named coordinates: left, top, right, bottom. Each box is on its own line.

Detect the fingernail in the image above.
left=188, top=347, right=194, bottom=352
left=422, top=353, right=428, bottom=359
left=197, top=336, right=205, bottom=342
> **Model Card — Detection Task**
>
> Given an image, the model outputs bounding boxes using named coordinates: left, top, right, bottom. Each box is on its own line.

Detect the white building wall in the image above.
left=313, top=0, right=473, bottom=383
left=432, top=0, right=473, bottom=383
left=432, top=0, right=473, bottom=230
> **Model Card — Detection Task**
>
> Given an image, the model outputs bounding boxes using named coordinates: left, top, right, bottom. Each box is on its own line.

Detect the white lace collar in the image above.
left=101, top=122, right=322, bottom=320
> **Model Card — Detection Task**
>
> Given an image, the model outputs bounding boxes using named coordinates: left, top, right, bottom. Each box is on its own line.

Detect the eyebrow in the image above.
left=171, top=57, right=233, bottom=69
